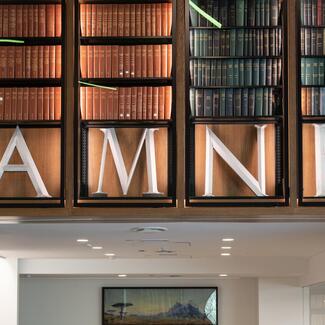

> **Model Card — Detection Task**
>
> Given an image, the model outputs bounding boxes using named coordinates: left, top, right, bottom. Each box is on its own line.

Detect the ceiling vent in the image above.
left=130, top=226, right=168, bottom=233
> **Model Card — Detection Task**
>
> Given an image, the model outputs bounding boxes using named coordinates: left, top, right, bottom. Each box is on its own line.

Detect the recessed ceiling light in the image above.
left=219, top=274, right=228, bottom=277
left=221, top=246, right=232, bottom=250
left=131, top=226, right=168, bottom=233
left=222, top=238, right=235, bottom=242
left=77, top=239, right=89, bottom=243
left=221, top=252, right=231, bottom=256
left=92, top=246, right=103, bottom=250
left=104, top=253, right=116, bottom=257
left=118, top=274, right=127, bottom=278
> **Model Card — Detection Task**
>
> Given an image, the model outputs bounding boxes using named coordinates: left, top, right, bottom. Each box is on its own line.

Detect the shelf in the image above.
left=0, top=37, right=62, bottom=46
left=82, top=120, right=172, bottom=128
left=79, top=0, right=172, bottom=3
left=302, top=116, right=325, bottom=123
left=79, top=78, right=172, bottom=87
left=190, top=56, right=282, bottom=59
left=190, top=85, right=282, bottom=89
left=191, top=116, right=282, bottom=124
left=80, top=36, right=172, bottom=46
left=301, top=25, right=325, bottom=28
left=301, top=84, right=325, bottom=88
left=0, top=0, right=61, bottom=3
left=189, top=26, right=282, bottom=30
left=0, top=121, right=62, bottom=128
left=0, top=79, right=62, bottom=87
left=301, top=55, right=325, bottom=58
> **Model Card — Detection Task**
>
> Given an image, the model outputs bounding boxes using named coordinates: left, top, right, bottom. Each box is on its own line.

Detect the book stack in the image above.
left=0, top=4, right=62, bottom=37
left=190, top=87, right=280, bottom=117
left=80, top=86, right=172, bottom=120
left=80, top=3, right=172, bottom=37
left=80, top=45, right=172, bottom=78
left=301, top=58, right=325, bottom=85
left=190, top=29, right=282, bottom=56
left=301, top=28, right=325, bottom=55
left=301, top=87, right=325, bottom=115
left=190, top=58, right=282, bottom=86
left=300, top=0, right=325, bottom=25
left=189, top=0, right=282, bottom=27
left=0, top=46, right=62, bottom=79
left=0, top=87, right=61, bottom=121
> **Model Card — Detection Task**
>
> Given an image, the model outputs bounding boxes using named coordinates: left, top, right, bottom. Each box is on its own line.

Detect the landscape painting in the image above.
left=102, top=287, right=217, bottom=325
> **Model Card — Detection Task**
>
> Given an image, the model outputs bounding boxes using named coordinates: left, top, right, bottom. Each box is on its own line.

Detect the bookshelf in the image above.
left=0, top=0, right=65, bottom=207
left=298, top=0, right=325, bottom=205
left=186, top=0, right=288, bottom=206
left=75, top=0, right=176, bottom=207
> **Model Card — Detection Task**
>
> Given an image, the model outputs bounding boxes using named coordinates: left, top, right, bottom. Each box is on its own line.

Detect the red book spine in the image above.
left=43, top=46, right=50, bottom=78
left=105, top=46, right=111, bottom=78
left=119, top=87, right=125, bottom=119
left=33, top=5, right=39, bottom=37
left=135, top=4, right=142, bottom=37
left=8, top=47, right=15, bottom=78
left=135, top=45, right=142, bottom=78
left=112, top=88, right=119, bottom=119
left=118, top=5, right=124, bottom=36
left=0, top=48, right=6, bottom=78
left=11, top=88, right=17, bottom=121
left=107, top=90, right=113, bottom=120
left=0, top=89, right=4, bottom=120
left=112, top=4, right=118, bottom=36
left=145, top=5, right=151, bottom=36
left=23, top=88, right=29, bottom=120
left=161, top=3, right=168, bottom=36
left=87, top=46, right=94, bottom=78
left=107, top=5, right=112, bottom=36
left=25, top=46, right=31, bottom=78
left=55, top=4, right=62, bottom=37
left=130, top=46, right=135, bottom=78
left=96, top=4, right=103, bottom=37
left=0, top=7, right=3, bottom=37
left=167, top=44, right=172, bottom=77
left=80, top=87, right=86, bottom=120
left=99, top=88, right=107, bottom=120
left=151, top=4, right=156, bottom=36
left=29, top=88, right=37, bottom=120
left=43, top=87, right=50, bottom=120
left=147, top=87, right=153, bottom=120
left=142, top=87, right=147, bottom=119
left=22, top=5, right=29, bottom=37
left=99, top=46, right=106, bottom=78
left=165, top=86, right=172, bottom=119
left=318, top=0, right=322, bottom=25
left=118, top=46, right=124, bottom=77
left=91, top=4, right=97, bottom=37
left=2, top=5, right=9, bottom=37
left=152, top=87, right=159, bottom=120
left=141, top=45, right=147, bottom=77
left=86, top=4, right=92, bottom=36
left=49, top=46, right=56, bottom=78
left=4, top=88, right=11, bottom=120
left=37, top=88, right=44, bottom=120
left=124, top=4, right=130, bottom=37
left=136, top=87, right=143, bottom=120
left=156, top=4, right=162, bottom=37
left=141, top=4, right=146, bottom=36
left=93, top=87, right=100, bottom=120
left=147, top=45, right=154, bottom=77
left=131, top=87, right=137, bottom=119
left=94, top=46, right=99, bottom=78
left=49, top=87, right=55, bottom=120
left=17, top=88, right=24, bottom=121
left=125, top=88, right=131, bottom=119
left=102, top=5, right=108, bottom=37
left=80, top=4, right=86, bottom=37
left=28, top=5, right=34, bottom=37
left=15, top=47, right=23, bottom=78
left=8, top=5, right=16, bottom=37
left=38, top=46, right=44, bottom=78
left=124, top=46, right=130, bottom=78
left=86, top=87, right=93, bottom=120
left=111, top=46, right=119, bottom=78
left=130, top=4, right=136, bottom=37
left=153, top=45, right=161, bottom=77
left=167, top=3, right=172, bottom=35
left=39, top=5, right=46, bottom=37
left=16, top=5, right=23, bottom=37
left=158, top=87, right=165, bottom=120
left=54, top=87, right=61, bottom=120
left=80, top=46, right=87, bottom=78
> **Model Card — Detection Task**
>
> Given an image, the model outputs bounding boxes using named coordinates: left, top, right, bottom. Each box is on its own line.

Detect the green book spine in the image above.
left=237, top=29, right=244, bottom=56
left=236, top=0, right=245, bottom=26
left=239, top=60, right=245, bottom=85
left=242, top=88, right=249, bottom=116
left=248, top=89, right=255, bottom=116
left=244, top=29, right=250, bottom=56
left=255, top=88, right=263, bottom=116
left=213, top=31, right=220, bottom=56
left=230, top=30, right=236, bottom=56
left=211, top=60, right=216, bottom=86
left=263, top=88, right=269, bottom=116
left=320, top=88, right=325, bottom=115
left=225, top=30, right=231, bottom=56
left=265, top=0, right=270, bottom=26
left=312, top=59, right=319, bottom=85
left=204, top=89, right=213, bottom=116
left=253, top=59, right=260, bottom=85
left=248, top=0, right=256, bottom=26
left=233, top=59, right=239, bottom=86
left=261, top=0, right=265, bottom=25
left=222, top=60, right=227, bottom=85
left=271, top=0, right=278, bottom=26
left=267, top=59, right=272, bottom=86
left=229, top=0, right=236, bottom=25
left=190, top=61, right=194, bottom=85
left=208, top=30, right=213, bottom=56
left=259, top=59, right=266, bottom=86
left=256, top=0, right=261, bottom=26
left=197, top=59, right=202, bottom=86
left=220, top=31, right=226, bottom=55
left=213, top=90, right=220, bottom=116
left=202, top=60, right=207, bottom=86
left=319, top=59, right=325, bottom=85
left=217, top=61, right=222, bottom=85
left=234, top=89, right=242, bottom=116
left=244, top=59, right=253, bottom=86
left=195, top=89, right=204, bottom=116
left=227, top=59, right=234, bottom=86
left=190, top=89, right=195, bottom=116
left=193, top=59, right=198, bottom=85
left=194, top=30, right=200, bottom=57
left=226, top=89, right=234, bottom=116
left=220, top=89, right=226, bottom=116
left=269, top=88, right=274, bottom=115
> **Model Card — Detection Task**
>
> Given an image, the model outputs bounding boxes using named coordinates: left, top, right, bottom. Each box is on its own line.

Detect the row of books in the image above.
left=301, top=28, right=325, bottom=55
left=80, top=45, right=172, bottom=79
left=189, top=0, right=282, bottom=27
left=0, top=88, right=61, bottom=121
left=80, top=3, right=172, bottom=37
left=301, top=87, right=325, bottom=115
left=80, top=86, right=172, bottom=121
left=0, top=46, right=61, bottom=79
left=301, top=58, right=325, bottom=85
left=0, top=4, right=61, bottom=38
left=190, top=87, right=280, bottom=117
left=190, top=29, right=282, bottom=57
left=190, top=59, right=282, bottom=86
left=300, top=0, right=325, bottom=26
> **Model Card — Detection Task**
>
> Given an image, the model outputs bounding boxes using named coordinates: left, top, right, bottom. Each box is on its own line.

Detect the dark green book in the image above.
left=220, top=31, right=226, bottom=55
left=234, top=89, right=242, bottom=116
left=225, top=31, right=231, bottom=56
left=244, top=59, right=253, bottom=86
left=236, top=29, right=244, bottom=56
left=233, top=59, right=239, bottom=86
left=190, top=89, right=195, bottom=116
left=217, top=61, right=222, bottom=85
left=263, top=88, right=269, bottom=116
left=220, top=89, right=226, bottom=116
left=204, top=89, right=213, bottom=116
left=197, top=59, right=202, bottom=86
left=207, top=30, right=213, bottom=56
left=239, top=60, right=245, bottom=85
left=227, top=59, right=234, bottom=86
left=261, top=0, right=265, bottom=26
left=255, top=88, right=264, bottom=116
left=265, top=0, right=270, bottom=26
left=228, top=0, right=236, bottom=26
left=256, top=0, right=261, bottom=26
left=194, top=30, right=200, bottom=57
left=319, top=59, right=325, bottom=85
left=211, top=60, right=216, bottom=86
left=236, top=0, right=245, bottom=26
left=248, top=89, right=255, bottom=116
left=213, top=30, right=220, bottom=56
left=213, top=90, right=220, bottom=116
left=301, top=59, right=306, bottom=85
left=259, top=59, right=267, bottom=86
left=226, top=89, right=234, bottom=116
left=230, top=30, right=236, bottom=56
left=271, top=0, right=278, bottom=26
left=248, top=0, right=256, bottom=26
left=312, top=59, right=319, bottom=85
left=193, top=59, right=198, bottom=86
left=195, top=89, right=204, bottom=116
left=267, top=59, right=272, bottom=86
left=222, top=60, right=227, bottom=85
left=253, top=59, right=260, bottom=86
left=242, top=88, right=249, bottom=116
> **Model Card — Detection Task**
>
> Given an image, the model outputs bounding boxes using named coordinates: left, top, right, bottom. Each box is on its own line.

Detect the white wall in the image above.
left=0, top=258, right=19, bottom=325
left=258, top=278, right=304, bottom=325
left=19, top=277, right=258, bottom=325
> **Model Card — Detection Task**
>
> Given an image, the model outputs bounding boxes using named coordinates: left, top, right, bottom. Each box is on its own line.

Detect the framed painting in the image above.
left=102, top=287, right=218, bottom=325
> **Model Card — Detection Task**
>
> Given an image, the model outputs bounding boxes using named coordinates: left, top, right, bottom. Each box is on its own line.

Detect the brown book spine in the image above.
left=99, top=88, right=107, bottom=120
left=107, top=4, right=112, bottom=36
left=39, top=5, right=46, bottom=37
left=43, top=46, right=50, bottom=78
left=17, top=88, right=24, bottom=121
left=55, top=4, right=62, bottom=37
left=87, top=46, right=94, bottom=78
left=145, top=4, right=151, bottom=36
left=161, top=3, right=168, bottom=36
left=147, top=87, right=153, bottom=119
left=131, top=87, right=137, bottom=119
left=96, top=4, right=103, bottom=37
left=147, top=45, right=154, bottom=77
left=112, top=4, right=118, bottom=36
left=0, top=89, right=4, bottom=120
left=165, top=86, right=172, bottom=119
left=91, top=4, right=97, bottom=37
left=29, top=87, right=37, bottom=120
left=0, top=48, right=6, bottom=78
left=136, top=87, right=143, bottom=120
left=117, top=4, right=124, bottom=36
left=141, top=45, right=147, bottom=78
left=130, top=4, right=136, bottom=37
left=54, top=87, right=61, bottom=120
left=152, top=87, right=159, bottom=119
left=94, top=46, right=99, bottom=78
left=125, top=88, right=131, bottom=119
left=37, top=88, right=43, bottom=120
left=49, top=87, right=55, bottom=120
left=93, top=87, right=100, bottom=120
left=43, top=87, right=50, bottom=120
left=16, top=5, right=23, bottom=37
left=124, top=4, right=130, bottom=37
left=8, top=5, right=16, bottom=37
left=113, top=88, right=119, bottom=119
left=11, top=88, right=17, bottom=121
left=102, top=5, right=108, bottom=36
left=15, top=47, right=23, bottom=78
left=86, top=4, right=92, bottom=36
left=23, top=88, right=29, bottom=120
left=151, top=4, right=156, bottom=36
left=130, top=46, right=135, bottom=78
left=124, top=46, right=130, bottom=78
left=167, top=44, right=172, bottom=77
left=4, top=88, right=11, bottom=120
left=2, top=5, right=9, bottom=37
left=107, top=90, right=114, bottom=119
left=111, top=46, right=119, bottom=78
left=135, top=45, right=142, bottom=78
left=33, top=4, right=39, bottom=37
left=8, top=47, right=15, bottom=78
left=80, top=46, right=87, bottom=78
left=0, top=6, right=3, bottom=37
left=118, top=46, right=124, bottom=77
left=25, top=46, right=31, bottom=78
left=153, top=45, right=161, bottom=77
left=80, top=4, right=86, bottom=36
left=158, top=87, right=165, bottom=120
left=307, top=88, right=312, bottom=115
left=38, top=46, right=44, bottom=78
left=28, top=5, right=34, bottom=37
left=141, top=4, right=146, bottom=36
left=22, top=5, right=29, bottom=37
left=156, top=4, right=162, bottom=37
left=86, top=87, right=93, bottom=120
left=49, top=46, right=56, bottom=78
left=119, top=87, right=125, bottom=119
left=167, top=3, right=172, bottom=35
left=142, top=87, right=147, bottom=119
left=105, top=46, right=111, bottom=78
left=135, top=4, right=142, bottom=37
left=80, top=87, right=86, bottom=120
left=99, top=46, right=106, bottom=78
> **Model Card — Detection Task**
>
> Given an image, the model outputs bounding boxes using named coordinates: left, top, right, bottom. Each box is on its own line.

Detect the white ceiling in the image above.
left=1, top=222, right=325, bottom=260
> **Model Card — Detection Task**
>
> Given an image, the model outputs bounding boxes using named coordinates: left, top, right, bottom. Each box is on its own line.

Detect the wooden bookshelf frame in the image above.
left=0, top=0, right=66, bottom=207
left=74, top=0, right=177, bottom=207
